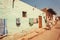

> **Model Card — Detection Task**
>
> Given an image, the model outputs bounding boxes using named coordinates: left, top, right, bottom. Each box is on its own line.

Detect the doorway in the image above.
left=38, top=16, right=42, bottom=28
left=0, top=19, right=7, bottom=35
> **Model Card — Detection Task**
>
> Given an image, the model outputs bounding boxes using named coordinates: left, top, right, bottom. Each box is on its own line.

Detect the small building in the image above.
left=0, top=0, right=46, bottom=35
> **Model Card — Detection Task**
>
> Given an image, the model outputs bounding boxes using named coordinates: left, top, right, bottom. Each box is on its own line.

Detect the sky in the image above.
left=21, top=0, right=60, bottom=16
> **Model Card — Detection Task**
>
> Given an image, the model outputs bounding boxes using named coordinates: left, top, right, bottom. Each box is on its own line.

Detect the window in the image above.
left=16, top=18, right=21, bottom=27
left=22, top=11, right=27, bottom=17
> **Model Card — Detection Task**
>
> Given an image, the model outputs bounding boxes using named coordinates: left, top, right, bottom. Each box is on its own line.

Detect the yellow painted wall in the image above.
left=0, top=0, right=46, bottom=35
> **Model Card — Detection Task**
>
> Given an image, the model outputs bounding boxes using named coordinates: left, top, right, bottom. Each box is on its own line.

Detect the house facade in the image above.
left=0, top=0, right=46, bottom=35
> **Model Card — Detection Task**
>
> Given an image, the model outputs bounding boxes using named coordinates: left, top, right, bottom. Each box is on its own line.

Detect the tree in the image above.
left=47, top=8, right=57, bottom=15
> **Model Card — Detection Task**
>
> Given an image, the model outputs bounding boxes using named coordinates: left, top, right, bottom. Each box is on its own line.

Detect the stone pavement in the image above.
left=1, top=28, right=46, bottom=40
left=17, top=28, right=46, bottom=40
left=20, top=28, right=46, bottom=40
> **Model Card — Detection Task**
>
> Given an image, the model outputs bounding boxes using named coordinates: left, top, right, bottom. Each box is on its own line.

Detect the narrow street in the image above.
left=30, top=21, right=60, bottom=40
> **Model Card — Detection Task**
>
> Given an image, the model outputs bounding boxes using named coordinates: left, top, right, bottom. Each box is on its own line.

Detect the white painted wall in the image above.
left=0, top=0, right=46, bottom=35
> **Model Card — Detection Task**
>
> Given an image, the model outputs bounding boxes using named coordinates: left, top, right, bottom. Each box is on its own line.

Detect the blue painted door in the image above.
left=0, top=19, right=8, bottom=35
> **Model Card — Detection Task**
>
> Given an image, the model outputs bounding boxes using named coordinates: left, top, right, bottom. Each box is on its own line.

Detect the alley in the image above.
left=30, top=21, right=60, bottom=40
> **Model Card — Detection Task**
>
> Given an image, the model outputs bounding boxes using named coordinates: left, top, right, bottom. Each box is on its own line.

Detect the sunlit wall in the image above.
left=0, top=0, right=46, bottom=35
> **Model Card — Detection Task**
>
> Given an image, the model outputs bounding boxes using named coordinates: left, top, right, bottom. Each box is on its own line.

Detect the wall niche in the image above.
left=16, top=18, right=21, bottom=27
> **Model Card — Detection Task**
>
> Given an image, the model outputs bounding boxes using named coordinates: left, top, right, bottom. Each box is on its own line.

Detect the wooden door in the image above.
left=38, top=16, right=42, bottom=28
